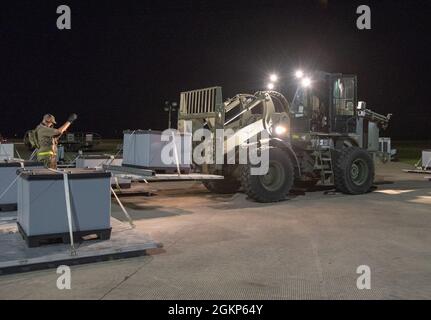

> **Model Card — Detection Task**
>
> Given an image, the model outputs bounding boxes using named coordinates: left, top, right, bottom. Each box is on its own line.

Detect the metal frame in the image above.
left=103, top=164, right=224, bottom=182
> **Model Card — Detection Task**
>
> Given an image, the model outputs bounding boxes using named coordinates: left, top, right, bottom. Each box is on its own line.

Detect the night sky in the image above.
left=1, top=0, right=430, bottom=139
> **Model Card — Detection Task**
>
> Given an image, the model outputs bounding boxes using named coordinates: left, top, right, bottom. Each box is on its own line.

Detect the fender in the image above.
left=268, top=138, right=301, bottom=178
left=334, top=135, right=360, bottom=149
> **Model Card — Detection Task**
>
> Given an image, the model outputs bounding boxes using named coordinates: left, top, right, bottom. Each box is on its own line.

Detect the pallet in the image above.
left=0, top=203, right=17, bottom=212
left=17, top=222, right=111, bottom=248
left=0, top=218, right=161, bottom=276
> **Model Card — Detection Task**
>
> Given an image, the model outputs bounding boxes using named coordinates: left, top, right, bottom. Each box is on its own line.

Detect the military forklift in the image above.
left=178, top=71, right=391, bottom=202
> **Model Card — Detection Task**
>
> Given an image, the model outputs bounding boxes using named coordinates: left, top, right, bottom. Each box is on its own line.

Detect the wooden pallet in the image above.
left=17, top=222, right=111, bottom=248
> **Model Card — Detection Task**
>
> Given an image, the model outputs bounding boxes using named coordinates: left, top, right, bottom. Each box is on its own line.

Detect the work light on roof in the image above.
left=295, top=70, right=304, bottom=79
left=269, top=74, right=278, bottom=82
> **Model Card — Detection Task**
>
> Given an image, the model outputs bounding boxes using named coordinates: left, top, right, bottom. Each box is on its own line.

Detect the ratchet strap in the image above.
left=48, top=168, right=76, bottom=256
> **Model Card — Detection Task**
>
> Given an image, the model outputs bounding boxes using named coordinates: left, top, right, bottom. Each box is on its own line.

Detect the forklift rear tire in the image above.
left=334, top=147, right=374, bottom=194
left=240, top=148, right=294, bottom=203
left=202, top=177, right=241, bottom=194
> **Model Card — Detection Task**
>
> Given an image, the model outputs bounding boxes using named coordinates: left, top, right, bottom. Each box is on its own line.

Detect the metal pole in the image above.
left=29, top=148, right=38, bottom=161
left=168, top=105, right=172, bottom=129
left=291, top=86, right=300, bottom=107
left=171, top=131, right=181, bottom=176
left=111, top=186, right=135, bottom=228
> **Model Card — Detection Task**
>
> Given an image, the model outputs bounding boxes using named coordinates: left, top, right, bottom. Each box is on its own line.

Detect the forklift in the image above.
left=178, top=70, right=391, bottom=202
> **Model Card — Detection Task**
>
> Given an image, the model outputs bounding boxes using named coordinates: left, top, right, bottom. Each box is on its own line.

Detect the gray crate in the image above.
left=17, top=169, right=111, bottom=238
left=0, top=161, right=43, bottom=209
left=0, top=144, right=14, bottom=160
left=123, top=130, right=192, bottom=173
left=422, top=150, right=431, bottom=169
left=75, top=155, right=131, bottom=187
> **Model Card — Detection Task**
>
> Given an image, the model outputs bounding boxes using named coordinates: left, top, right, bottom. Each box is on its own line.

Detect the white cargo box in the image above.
left=422, top=150, right=431, bottom=169
left=17, top=168, right=112, bottom=247
left=0, top=144, right=14, bottom=160
left=0, top=160, right=44, bottom=210
left=76, top=155, right=123, bottom=169
left=75, top=155, right=131, bottom=187
left=123, top=130, right=192, bottom=173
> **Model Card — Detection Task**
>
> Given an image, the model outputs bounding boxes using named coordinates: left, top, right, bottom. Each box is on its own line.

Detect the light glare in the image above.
left=267, top=83, right=275, bottom=90
left=301, top=77, right=311, bottom=88
left=269, top=74, right=278, bottom=82
left=274, top=125, right=287, bottom=135
left=295, top=70, right=304, bottom=79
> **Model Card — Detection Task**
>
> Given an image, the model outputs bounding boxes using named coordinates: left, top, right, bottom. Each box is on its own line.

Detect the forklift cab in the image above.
left=291, top=73, right=358, bottom=134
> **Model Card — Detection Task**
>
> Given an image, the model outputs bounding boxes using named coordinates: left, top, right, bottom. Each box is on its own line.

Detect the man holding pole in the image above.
left=35, top=113, right=77, bottom=169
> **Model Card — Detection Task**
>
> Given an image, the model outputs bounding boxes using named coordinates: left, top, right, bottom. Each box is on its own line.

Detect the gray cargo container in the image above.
left=123, top=130, right=192, bottom=173
left=75, top=155, right=131, bottom=188
left=16, top=168, right=112, bottom=247
left=0, top=161, right=43, bottom=211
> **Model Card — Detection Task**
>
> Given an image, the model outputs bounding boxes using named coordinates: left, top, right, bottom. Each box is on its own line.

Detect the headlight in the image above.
left=267, top=83, right=275, bottom=90
left=274, top=125, right=287, bottom=136
left=301, top=77, right=311, bottom=88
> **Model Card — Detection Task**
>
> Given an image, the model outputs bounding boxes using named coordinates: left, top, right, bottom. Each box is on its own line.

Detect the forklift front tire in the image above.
left=241, top=148, right=294, bottom=203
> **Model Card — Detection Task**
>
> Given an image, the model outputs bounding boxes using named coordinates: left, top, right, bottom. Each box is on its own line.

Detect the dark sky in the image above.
left=1, top=0, right=430, bottom=139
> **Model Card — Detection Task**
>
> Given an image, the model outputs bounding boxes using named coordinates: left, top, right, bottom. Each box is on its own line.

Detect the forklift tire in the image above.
left=202, top=177, right=241, bottom=194
left=334, top=147, right=374, bottom=195
left=240, top=148, right=294, bottom=203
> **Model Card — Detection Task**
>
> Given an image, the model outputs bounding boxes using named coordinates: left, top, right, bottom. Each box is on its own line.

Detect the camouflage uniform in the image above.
left=35, top=124, right=61, bottom=169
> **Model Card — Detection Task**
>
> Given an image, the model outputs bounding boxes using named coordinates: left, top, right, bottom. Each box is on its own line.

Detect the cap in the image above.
left=42, top=114, right=57, bottom=125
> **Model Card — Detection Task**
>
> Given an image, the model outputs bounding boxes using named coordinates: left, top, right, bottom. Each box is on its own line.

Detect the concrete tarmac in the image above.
left=0, top=162, right=430, bottom=299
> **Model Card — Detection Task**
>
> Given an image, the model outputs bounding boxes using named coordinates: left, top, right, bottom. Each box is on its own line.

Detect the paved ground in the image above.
left=0, top=162, right=430, bottom=299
